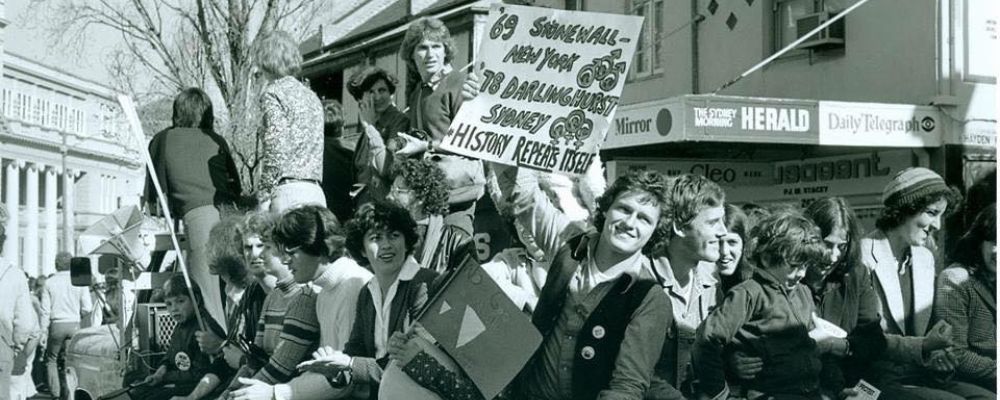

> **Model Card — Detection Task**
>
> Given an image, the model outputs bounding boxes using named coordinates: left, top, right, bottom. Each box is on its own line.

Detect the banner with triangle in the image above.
left=418, top=246, right=542, bottom=399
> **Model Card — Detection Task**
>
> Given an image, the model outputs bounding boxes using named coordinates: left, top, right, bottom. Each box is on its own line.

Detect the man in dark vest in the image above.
left=494, top=164, right=672, bottom=400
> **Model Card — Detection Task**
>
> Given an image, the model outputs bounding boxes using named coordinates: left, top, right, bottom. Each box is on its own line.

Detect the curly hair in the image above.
left=241, top=211, right=277, bottom=243
left=272, top=205, right=346, bottom=260
left=593, top=168, right=671, bottom=255
left=345, top=200, right=420, bottom=266
left=666, top=174, right=726, bottom=234
left=804, top=197, right=864, bottom=281
left=347, top=66, right=399, bottom=101
left=875, top=186, right=962, bottom=231
left=254, top=30, right=303, bottom=77
left=206, top=214, right=254, bottom=288
left=393, top=158, right=450, bottom=216
left=322, top=99, right=344, bottom=135
left=949, top=203, right=996, bottom=274
left=399, top=17, right=455, bottom=78
left=745, top=210, right=831, bottom=274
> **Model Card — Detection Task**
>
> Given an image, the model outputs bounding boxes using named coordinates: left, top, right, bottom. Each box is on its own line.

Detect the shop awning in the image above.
left=604, top=94, right=946, bottom=150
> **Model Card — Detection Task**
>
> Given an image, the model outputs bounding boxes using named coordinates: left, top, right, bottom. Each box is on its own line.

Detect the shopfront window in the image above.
left=630, top=0, right=663, bottom=79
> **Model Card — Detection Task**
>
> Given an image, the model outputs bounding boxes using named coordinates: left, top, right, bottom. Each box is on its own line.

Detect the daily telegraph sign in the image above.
left=819, top=101, right=943, bottom=147
left=442, top=4, right=643, bottom=176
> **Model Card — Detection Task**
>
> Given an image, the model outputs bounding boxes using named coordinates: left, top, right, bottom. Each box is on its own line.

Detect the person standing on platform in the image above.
left=146, top=87, right=243, bottom=331
left=39, top=252, right=92, bottom=398
left=254, top=30, right=327, bottom=214
left=395, top=17, right=486, bottom=226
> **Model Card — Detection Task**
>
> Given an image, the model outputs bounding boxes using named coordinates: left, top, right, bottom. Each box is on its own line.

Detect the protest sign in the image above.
left=440, top=4, right=643, bottom=176
left=418, top=245, right=542, bottom=399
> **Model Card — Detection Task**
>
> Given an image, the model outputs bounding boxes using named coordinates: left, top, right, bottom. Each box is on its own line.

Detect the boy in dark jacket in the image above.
left=134, top=274, right=230, bottom=400
left=693, top=211, right=831, bottom=400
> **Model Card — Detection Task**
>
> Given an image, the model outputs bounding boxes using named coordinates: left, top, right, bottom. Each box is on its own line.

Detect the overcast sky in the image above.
left=6, top=0, right=125, bottom=84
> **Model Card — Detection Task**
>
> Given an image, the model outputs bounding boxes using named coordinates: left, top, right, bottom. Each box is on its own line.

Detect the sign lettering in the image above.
left=442, top=4, right=643, bottom=176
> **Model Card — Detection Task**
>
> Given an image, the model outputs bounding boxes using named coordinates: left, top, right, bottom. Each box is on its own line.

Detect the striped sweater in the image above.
left=254, top=278, right=303, bottom=356
left=251, top=284, right=321, bottom=384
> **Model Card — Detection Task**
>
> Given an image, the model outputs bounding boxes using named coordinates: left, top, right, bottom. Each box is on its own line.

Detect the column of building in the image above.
left=0, top=158, right=83, bottom=277
left=3, top=160, right=21, bottom=265
left=63, top=169, right=77, bottom=253
left=24, top=163, right=39, bottom=277
left=43, top=166, right=59, bottom=276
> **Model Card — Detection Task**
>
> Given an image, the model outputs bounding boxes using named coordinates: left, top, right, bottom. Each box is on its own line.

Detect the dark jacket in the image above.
left=344, top=266, right=439, bottom=400
left=145, top=127, right=242, bottom=216
left=693, top=269, right=821, bottom=397
left=161, top=312, right=230, bottom=385
left=813, top=262, right=887, bottom=392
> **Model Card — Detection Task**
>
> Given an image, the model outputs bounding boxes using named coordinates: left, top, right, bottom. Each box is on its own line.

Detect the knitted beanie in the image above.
left=881, top=167, right=949, bottom=209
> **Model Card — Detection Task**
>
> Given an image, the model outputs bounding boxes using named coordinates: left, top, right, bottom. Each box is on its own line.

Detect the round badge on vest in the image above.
left=592, top=325, right=606, bottom=339
left=581, top=346, right=596, bottom=360
left=175, top=351, right=192, bottom=371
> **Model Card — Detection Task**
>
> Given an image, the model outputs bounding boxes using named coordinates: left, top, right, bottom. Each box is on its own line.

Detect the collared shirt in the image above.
left=651, top=258, right=719, bottom=334
left=577, top=239, right=644, bottom=293
left=369, top=256, right=422, bottom=359
left=647, top=257, right=719, bottom=396
left=408, top=67, right=465, bottom=143
left=524, top=234, right=668, bottom=399
left=259, top=76, right=325, bottom=197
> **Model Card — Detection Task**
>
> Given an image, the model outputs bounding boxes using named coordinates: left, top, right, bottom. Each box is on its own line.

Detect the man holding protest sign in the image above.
left=395, top=17, right=486, bottom=226
left=414, top=4, right=661, bottom=399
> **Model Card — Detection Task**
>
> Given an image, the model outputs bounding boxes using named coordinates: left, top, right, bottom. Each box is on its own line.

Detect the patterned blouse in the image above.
left=259, top=76, right=325, bottom=197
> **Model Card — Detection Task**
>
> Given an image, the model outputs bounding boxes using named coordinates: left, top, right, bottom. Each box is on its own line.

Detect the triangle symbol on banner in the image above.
left=456, top=306, right=486, bottom=348
left=439, top=301, right=452, bottom=314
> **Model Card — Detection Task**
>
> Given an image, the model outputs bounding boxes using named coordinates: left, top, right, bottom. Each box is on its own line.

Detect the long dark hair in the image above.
left=720, top=203, right=753, bottom=292
left=949, top=203, right=997, bottom=277
left=803, top=197, right=864, bottom=281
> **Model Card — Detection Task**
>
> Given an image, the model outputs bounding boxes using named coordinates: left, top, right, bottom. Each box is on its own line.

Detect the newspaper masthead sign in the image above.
left=440, top=4, right=644, bottom=176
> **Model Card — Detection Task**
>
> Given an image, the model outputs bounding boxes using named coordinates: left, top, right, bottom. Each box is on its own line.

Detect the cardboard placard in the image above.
left=440, top=4, right=643, bottom=176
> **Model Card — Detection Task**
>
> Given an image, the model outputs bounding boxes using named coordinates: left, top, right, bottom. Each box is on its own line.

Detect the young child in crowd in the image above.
left=693, top=211, right=831, bottom=400
left=134, top=274, right=230, bottom=400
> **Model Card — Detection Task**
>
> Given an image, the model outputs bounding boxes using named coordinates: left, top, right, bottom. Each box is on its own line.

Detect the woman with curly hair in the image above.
left=297, top=200, right=439, bottom=400
left=934, top=204, right=996, bottom=392
left=861, top=167, right=992, bottom=400
left=388, top=158, right=472, bottom=273
left=254, top=30, right=327, bottom=213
